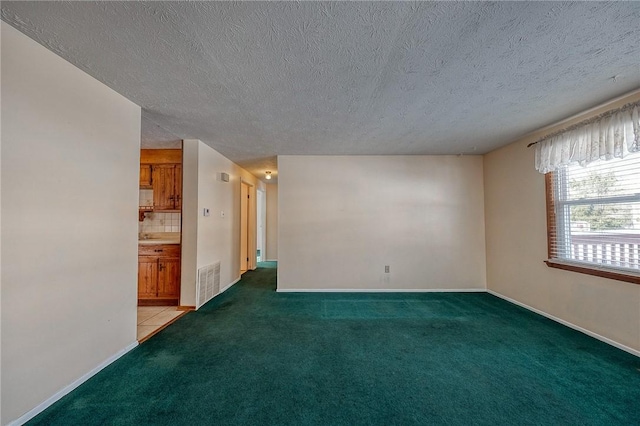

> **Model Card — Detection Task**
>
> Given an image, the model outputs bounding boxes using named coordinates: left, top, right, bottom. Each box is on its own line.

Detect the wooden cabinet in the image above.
left=174, top=165, right=182, bottom=210
left=139, top=165, right=152, bottom=188
left=158, top=257, right=181, bottom=298
left=138, top=244, right=181, bottom=305
left=151, top=164, right=182, bottom=211
left=138, top=256, right=158, bottom=299
left=139, top=149, right=182, bottom=211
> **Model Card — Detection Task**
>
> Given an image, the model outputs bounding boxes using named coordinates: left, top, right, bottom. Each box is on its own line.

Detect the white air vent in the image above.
left=196, top=261, right=221, bottom=310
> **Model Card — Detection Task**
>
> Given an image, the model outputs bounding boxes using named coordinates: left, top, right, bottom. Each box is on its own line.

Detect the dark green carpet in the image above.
left=30, top=262, right=640, bottom=425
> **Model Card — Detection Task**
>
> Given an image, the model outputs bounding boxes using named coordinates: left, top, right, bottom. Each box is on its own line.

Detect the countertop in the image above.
left=138, top=232, right=181, bottom=245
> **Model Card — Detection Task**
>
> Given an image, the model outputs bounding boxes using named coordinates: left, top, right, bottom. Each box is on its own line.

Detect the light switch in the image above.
left=203, top=208, right=210, bottom=217
left=220, top=211, right=225, bottom=218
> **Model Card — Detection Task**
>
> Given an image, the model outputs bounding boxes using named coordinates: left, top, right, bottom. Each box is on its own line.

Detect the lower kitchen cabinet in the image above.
left=138, top=244, right=180, bottom=305
left=138, top=257, right=158, bottom=299
left=157, top=257, right=181, bottom=298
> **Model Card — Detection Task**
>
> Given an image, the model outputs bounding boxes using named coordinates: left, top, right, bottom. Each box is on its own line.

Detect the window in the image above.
left=545, top=152, right=640, bottom=284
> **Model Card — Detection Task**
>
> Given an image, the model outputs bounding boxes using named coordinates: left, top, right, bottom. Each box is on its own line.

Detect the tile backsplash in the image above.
left=139, top=189, right=153, bottom=207
left=138, top=189, right=181, bottom=233
left=139, top=212, right=181, bottom=233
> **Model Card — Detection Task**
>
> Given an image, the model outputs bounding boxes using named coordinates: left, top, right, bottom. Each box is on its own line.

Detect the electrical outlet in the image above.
left=385, top=265, right=390, bottom=273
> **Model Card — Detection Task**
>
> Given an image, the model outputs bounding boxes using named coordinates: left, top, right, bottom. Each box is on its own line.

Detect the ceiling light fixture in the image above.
left=265, top=171, right=272, bottom=180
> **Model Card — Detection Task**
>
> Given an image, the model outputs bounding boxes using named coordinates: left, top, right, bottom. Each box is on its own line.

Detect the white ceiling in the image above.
left=2, top=1, right=639, bottom=181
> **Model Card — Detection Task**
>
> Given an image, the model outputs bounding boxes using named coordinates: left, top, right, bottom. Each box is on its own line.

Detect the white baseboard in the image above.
left=9, top=341, right=139, bottom=426
left=487, top=289, right=640, bottom=358
left=220, top=276, right=241, bottom=293
left=276, top=288, right=486, bottom=293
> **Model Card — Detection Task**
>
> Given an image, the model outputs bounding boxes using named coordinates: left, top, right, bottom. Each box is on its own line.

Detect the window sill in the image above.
left=545, top=260, right=640, bottom=285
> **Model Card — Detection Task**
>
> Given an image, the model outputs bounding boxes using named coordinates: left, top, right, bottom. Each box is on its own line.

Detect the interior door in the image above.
left=240, top=182, right=249, bottom=272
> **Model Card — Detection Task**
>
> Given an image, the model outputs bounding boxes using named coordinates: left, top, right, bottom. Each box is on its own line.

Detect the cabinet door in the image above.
left=152, top=165, right=175, bottom=210
left=173, top=165, right=182, bottom=210
left=139, top=165, right=152, bottom=188
left=138, top=257, right=158, bottom=298
left=157, top=257, right=180, bottom=298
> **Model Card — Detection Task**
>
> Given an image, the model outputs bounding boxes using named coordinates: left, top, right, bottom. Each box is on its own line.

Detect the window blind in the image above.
left=548, top=152, right=640, bottom=273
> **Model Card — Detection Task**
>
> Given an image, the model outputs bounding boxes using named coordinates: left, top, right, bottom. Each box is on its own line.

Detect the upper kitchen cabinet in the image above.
left=140, top=149, right=182, bottom=212
left=152, top=164, right=181, bottom=211
left=173, top=164, right=182, bottom=210
left=139, top=165, right=152, bottom=188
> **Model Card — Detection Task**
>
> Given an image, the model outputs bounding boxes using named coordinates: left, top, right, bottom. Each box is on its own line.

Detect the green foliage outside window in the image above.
left=569, top=171, right=633, bottom=230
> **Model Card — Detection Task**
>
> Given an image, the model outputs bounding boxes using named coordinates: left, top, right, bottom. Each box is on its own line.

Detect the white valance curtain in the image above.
left=534, top=102, right=640, bottom=174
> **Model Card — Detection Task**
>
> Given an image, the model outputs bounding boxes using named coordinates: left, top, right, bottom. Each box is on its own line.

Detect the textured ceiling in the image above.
left=2, top=1, right=639, bottom=181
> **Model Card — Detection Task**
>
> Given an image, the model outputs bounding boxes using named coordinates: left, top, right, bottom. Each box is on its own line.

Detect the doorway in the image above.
left=137, top=145, right=187, bottom=341
left=256, top=188, right=266, bottom=262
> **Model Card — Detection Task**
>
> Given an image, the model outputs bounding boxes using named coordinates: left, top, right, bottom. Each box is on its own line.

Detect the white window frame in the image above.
left=544, top=162, right=640, bottom=285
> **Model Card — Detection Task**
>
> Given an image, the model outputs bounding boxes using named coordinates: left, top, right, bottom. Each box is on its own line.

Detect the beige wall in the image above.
left=0, top=20, right=3, bottom=424
left=484, top=91, right=640, bottom=354
left=0, top=23, right=3, bottom=421
left=1, top=22, right=140, bottom=424
left=265, top=183, right=278, bottom=261
left=278, top=155, right=486, bottom=291
left=181, top=140, right=262, bottom=307
left=180, top=140, right=199, bottom=306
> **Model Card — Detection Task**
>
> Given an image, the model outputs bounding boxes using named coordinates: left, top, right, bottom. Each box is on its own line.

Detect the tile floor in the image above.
left=137, top=306, right=185, bottom=341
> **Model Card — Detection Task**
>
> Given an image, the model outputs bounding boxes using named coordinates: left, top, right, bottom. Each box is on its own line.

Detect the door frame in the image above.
left=240, top=179, right=257, bottom=273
